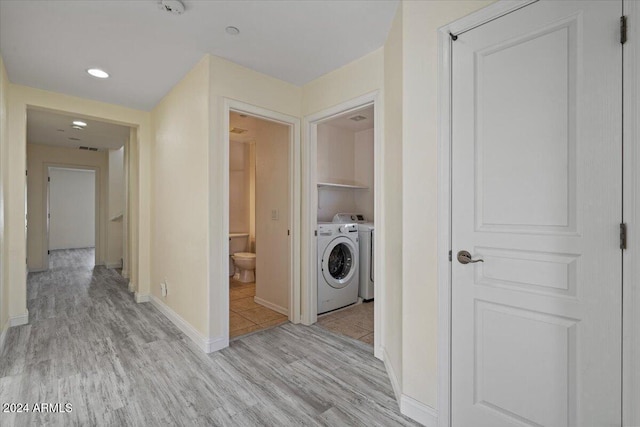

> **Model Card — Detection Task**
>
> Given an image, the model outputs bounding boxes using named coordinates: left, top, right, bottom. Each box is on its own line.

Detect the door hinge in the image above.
left=287, top=229, right=290, bottom=236
left=314, top=230, right=317, bottom=236
left=620, top=223, right=627, bottom=250
left=48, top=176, right=50, bottom=182
left=621, top=15, right=628, bottom=45
left=48, top=250, right=50, bottom=255
left=449, top=250, right=452, bottom=262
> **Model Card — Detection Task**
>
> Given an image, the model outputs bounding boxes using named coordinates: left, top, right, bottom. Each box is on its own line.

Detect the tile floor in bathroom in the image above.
left=229, top=278, right=288, bottom=338
left=317, top=301, right=374, bottom=347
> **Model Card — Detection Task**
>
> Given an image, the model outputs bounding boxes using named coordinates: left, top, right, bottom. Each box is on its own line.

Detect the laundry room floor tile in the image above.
left=318, top=302, right=375, bottom=347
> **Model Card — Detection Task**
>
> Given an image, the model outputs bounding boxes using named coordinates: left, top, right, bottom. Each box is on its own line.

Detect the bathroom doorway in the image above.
left=227, top=110, right=293, bottom=338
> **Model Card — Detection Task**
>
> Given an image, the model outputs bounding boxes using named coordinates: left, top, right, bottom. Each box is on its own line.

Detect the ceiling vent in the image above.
left=230, top=127, right=248, bottom=134
left=350, top=115, right=367, bottom=122
left=158, top=0, right=185, bottom=15
left=79, top=146, right=99, bottom=151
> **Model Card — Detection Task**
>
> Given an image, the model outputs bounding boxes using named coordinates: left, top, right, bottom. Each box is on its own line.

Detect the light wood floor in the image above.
left=0, top=249, right=418, bottom=426
left=229, top=279, right=287, bottom=338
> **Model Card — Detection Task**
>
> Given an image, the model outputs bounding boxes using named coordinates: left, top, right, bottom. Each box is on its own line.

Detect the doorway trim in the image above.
left=436, top=1, right=636, bottom=426
left=301, top=90, right=383, bottom=359
left=219, top=98, right=301, bottom=346
left=43, top=164, right=100, bottom=268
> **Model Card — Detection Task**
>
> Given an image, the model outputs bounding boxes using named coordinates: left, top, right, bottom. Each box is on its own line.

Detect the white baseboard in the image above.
left=400, top=394, right=438, bottom=427
left=382, top=346, right=402, bottom=402
left=122, top=269, right=130, bottom=279
left=149, top=295, right=227, bottom=353
left=28, top=267, right=47, bottom=273
left=10, top=312, right=29, bottom=327
left=254, top=296, right=289, bottom=316
left=134, top=292, right=150, bottom=303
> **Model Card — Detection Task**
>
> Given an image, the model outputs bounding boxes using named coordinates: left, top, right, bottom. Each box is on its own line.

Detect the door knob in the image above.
left=457, top=250, right=484, bottom=264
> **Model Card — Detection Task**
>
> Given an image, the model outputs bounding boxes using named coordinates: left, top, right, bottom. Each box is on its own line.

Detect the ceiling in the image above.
left=0, top=0, right=398, bottom=111
left=323, top=105, right=374, bottom=132
left=27, top=109, right=130, bottom=150
left=229, top=111, right=286, bottom=143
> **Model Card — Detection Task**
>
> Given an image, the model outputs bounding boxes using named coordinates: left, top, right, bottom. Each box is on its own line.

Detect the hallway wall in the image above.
left=26, top=144, right=107, bottom=271
left=0, top=55, right=9, bottom=334
left=48, top=168, right=96, bottom=250
left=6, top=83, right=152, bottom=322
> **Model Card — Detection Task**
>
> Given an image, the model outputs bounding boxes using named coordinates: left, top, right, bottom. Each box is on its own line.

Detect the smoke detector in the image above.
left=158, top=0, right=185, bottom=15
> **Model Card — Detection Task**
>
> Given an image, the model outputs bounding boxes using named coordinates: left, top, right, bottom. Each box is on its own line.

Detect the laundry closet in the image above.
left=315, top=105, right=375, bottom=347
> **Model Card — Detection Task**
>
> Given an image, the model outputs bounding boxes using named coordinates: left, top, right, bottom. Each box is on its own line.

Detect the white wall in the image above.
left=0, top=55, right=9, bottom=333
left=229, top=141, right=251, bottom=234
left=354, top=128, right=375, bottom=221
left=255, top=119, right=290, bottom=312
left=48, top=168, right=95, bottom=250
left=400, top=0, right=494, bottom=411
left=383, top=4, right=404, bottom=400
left=317, top=123, right=357, bottom=221
left=27, top=143, right=108, bottom=270
left=107, top=146, right=125, bottom=267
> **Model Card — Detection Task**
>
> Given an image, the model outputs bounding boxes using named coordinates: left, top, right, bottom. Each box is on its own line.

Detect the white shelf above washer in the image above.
left=317, top=182, right=369, bottom=190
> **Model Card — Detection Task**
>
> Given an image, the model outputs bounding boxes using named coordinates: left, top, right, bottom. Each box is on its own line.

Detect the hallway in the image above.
left=0, top=249, right=417, bottom=426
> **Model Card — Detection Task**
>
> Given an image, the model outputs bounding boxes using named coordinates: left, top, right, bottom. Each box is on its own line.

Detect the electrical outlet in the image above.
left=160, top=281, right=168, bottom=297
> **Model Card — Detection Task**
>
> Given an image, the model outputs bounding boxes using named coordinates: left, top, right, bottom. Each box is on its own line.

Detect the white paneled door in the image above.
left=451, top=1, right=622, bottom=426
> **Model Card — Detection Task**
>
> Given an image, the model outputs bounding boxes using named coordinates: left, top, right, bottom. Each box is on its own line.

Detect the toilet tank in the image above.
left=229, top=233, right=249, bottom=254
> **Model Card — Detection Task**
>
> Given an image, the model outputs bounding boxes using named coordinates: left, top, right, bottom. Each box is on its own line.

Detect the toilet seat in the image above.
left=233, top=252, right=256, bottom=259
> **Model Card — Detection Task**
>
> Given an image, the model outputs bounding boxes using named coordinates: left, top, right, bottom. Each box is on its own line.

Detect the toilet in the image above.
left=229, top=233, right=256, bottom=283
left=231, top=252, right=256, bottom=282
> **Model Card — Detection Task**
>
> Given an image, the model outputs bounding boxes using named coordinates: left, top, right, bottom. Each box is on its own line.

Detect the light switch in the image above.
left=271, top=209, right=279, bottom=220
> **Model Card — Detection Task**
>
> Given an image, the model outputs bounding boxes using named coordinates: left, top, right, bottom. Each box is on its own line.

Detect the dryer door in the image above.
left=322, top=237, right=357, bottom=289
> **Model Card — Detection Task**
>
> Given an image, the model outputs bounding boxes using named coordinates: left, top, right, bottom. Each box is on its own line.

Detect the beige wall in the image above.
left=6, top=84, right=151, bottom=320
left=107, top=146, right=125, bottom=267
left=383, top=1, right=404, bottom=397
left=354, top=128, right=375, bottom=221
left=209, top=55, right=302, bottom=337
left=229, top=141, right=251, bottom=235
left=400, top=0, right=494, bottom=408
left=316, top=123, right=357, bottom=222
left=255, top=119, right=290, bottom=312
left=0, top=55, right=8, bottom=331
left=151, top=56, right=211, bottom=335
left=27, top=144, right=108, bottom=270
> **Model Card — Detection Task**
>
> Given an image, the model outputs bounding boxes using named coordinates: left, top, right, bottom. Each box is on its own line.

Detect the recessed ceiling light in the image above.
left=72, top=120, right=87, bottom=127
left=230, top=127, right=247, bottom=134
left=239, top=114, right=247, bottom=118
left=72, top=125, right=84, bottom=130
left=87, top=68, right=109, bottom=79
left=225, top=26, right=240, bottom=35
left=350, top=115, right=367, bottom=122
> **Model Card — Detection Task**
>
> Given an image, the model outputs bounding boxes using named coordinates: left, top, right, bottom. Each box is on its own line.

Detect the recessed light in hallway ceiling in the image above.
left=72, top=120, right=87, bottom=127
left=87, top=68, right=109, bottom=79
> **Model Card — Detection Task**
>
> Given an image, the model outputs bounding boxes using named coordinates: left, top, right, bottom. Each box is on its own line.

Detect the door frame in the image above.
left=219, top=99, right=301, bottom=345
left=44, top=164, right=100, bottom=267
left=302, top=90, right=383, bottom=359
left=436, top=1, right=638, bottom=426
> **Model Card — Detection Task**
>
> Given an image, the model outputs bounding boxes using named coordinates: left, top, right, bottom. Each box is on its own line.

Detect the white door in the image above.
left=451, top=2, right=622, bottom=426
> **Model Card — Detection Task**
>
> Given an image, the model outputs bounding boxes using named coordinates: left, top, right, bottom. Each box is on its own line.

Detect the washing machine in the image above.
left=317, top=222, right=360, bottom=314
left=333, top=213, right=374, bottom=300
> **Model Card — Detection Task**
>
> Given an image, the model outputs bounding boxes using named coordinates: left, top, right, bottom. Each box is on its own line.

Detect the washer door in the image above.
left=322, top=237, right=357, bottom=289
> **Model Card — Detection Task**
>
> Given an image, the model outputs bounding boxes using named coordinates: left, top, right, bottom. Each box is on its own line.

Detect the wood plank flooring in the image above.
left=0, top=249, right=419, bottom=426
